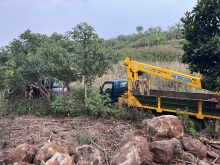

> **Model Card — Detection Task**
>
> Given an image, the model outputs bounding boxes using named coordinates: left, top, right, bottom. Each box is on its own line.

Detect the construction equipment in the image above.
left=101, top=57, right=220, bottom=119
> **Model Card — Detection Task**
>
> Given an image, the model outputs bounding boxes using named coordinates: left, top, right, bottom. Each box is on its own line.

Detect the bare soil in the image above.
left=0, top=115, right=220, bottom=165
left=0, top=114, right=146, bottom=163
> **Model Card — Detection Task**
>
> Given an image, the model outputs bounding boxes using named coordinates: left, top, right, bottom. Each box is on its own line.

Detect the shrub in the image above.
left=1, top=96, right=50, bottom=117
left=85, top=87, right=112, bottom=118
left=118, top=102, right=151, bottom=124
left=202, top=119, right=220, bottom=139
left=50, top=92, right=84, bottom=117
left=75, top=124, right=91, bottom=145
left=176, top=108, right=197, bottom=138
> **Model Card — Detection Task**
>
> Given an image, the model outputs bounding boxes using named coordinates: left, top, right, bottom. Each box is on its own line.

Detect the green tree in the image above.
left=175, top=22, right=183, bottom=39
left=117, top=34, right=127, bottom=41
left=0, top=30, right=77, bottom=102
left=67, top=22, right=119, bottom=99
left=181, top=0, right=220, bottom=91
left=136, top=26, right=144, bottom=33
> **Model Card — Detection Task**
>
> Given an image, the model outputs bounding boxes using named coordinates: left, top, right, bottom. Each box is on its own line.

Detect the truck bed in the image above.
left=132, top=89, right=220, bottom=117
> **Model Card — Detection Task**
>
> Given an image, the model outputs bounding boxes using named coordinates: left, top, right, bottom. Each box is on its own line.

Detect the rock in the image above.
left=3, top=144, right=38, bottom=165
left=13, top=163, right=34, bottom=165
left=198, top=160, right=209, bottom=165
left=46, top=152, right=74, bottom=165
left=148, top=140, right=173, bottom=164
left=183, top=152, right=196, bottom=163
left=73, top=145, right=104, bottom=165
left=169, top=138, right=185, bottom=160
left=34, top=141, right=69, bottom=165
left=110, top=136, right=153, bottom=165
left=144, top=115, right=184, bottom=141
left=207, top=150, right=218, bottom=158
left=182, top=137, right=207, bottom=158
left=169, top=138, right=182, bottom=154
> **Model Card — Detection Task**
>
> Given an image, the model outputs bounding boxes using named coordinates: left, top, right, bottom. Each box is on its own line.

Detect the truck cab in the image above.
left=100, top=79, right=128, bottom=102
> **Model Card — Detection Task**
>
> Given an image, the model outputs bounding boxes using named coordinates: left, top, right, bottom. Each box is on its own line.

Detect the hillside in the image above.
left=103, top=23, right=185, bottom=62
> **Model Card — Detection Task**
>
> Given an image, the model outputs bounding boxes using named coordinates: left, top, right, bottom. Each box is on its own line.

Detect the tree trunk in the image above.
left=84, top=78, right=87, bottom=100
left=26, top=83, right=51, bottom=103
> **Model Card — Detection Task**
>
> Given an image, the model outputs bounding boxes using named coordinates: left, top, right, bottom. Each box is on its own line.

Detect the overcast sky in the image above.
left=0, top=0, right=197, bottom=47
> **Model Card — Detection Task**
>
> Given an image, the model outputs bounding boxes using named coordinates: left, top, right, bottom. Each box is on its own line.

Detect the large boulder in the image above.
left=181, top=137, right=207, bottom=158
left=110, top=136, right=153, bottom=165
left=148, top=140, right=174, bottom=164
left=46, top=152, right=74, bottom=165
left=73, top=145, right=104, bottom=165
left=3, top=144, right=38, bottom=165
left=143, top=115, right=184, bottom=141
left=33, top=142, right=69, bottom=165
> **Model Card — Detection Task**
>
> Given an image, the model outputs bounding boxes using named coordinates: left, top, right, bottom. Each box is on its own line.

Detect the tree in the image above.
left=117, top=34, right=127, bottom=41
left=0, top=30, right=77, bottom=103
left=181, top=0, right=220, bottom=91
left=175, top=22, right=183, bottom=39
left=167, top=25, right=177, bottom=39
left=67, top=22, right=119, bottom=99
left=136, top=26, right=144, bottom=33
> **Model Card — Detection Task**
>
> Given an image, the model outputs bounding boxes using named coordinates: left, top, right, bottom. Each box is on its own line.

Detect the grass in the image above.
left=70, top=60, right=212, bottom=94
left=117, top=45, right=184, bottom=62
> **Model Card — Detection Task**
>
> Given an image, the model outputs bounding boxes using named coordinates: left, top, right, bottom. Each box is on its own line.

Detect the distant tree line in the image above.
left=103, top=22, right=183, bottom=49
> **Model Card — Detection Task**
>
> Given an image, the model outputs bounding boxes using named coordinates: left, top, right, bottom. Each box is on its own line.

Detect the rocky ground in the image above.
left=0, top=114, right=220, bottom=165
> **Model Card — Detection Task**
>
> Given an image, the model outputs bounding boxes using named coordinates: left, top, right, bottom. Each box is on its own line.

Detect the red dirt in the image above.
left=0, top=114, right=146, bottom=163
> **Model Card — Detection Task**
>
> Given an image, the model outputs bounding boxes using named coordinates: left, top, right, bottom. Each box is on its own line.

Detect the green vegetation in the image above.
left=118, top=45, right=183, bottom=62
left=0, top=22, right=118, bottom=117
left=176, top=108, right=197, bottom=138
left=102, top=22, right=185, bottom=62
left=50, top=92, right=84, bottom=117
left=181, top=0, right=220, bottom=92
left=103, top=23, right=183, bottom=49
left=0, top=30, right=77, bottom=103
left=75, top=124, right=92, bottom=145
left=67, top=22, right=119, bottom=99
left=85, top=87, right=112, bottom=118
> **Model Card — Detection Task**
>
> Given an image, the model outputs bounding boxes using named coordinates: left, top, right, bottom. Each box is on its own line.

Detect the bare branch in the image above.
left=8, top=88, right=17, bottom=94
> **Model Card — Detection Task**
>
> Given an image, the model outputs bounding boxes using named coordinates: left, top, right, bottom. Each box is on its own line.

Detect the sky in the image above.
left=0, top=0, right=198, bottom=47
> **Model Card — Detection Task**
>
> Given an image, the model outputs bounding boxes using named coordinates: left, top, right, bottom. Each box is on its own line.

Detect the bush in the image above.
left=85, top=87, right=112, bottom=118
left=1, top=96, right=51, bottom=117
left=176, top=108, right=197, bottom=138
left=75, top=124, right=91, bottom=145
left=202, top=119, right=220, bottom=139
left=50, top=92, right=84, bottom=117
left=117, top=102, right=151, bottom=124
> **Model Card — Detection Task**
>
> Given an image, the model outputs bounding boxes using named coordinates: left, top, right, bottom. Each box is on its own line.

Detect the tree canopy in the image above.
left=0, top=30, right=78, bottom=102
left=67, top=22, right=119, bottom=99
left=0, top=23, right=119, bottom=103
left=181, top=0, right=220, bottom=91
left=136, top=26, right=144, bottom=33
